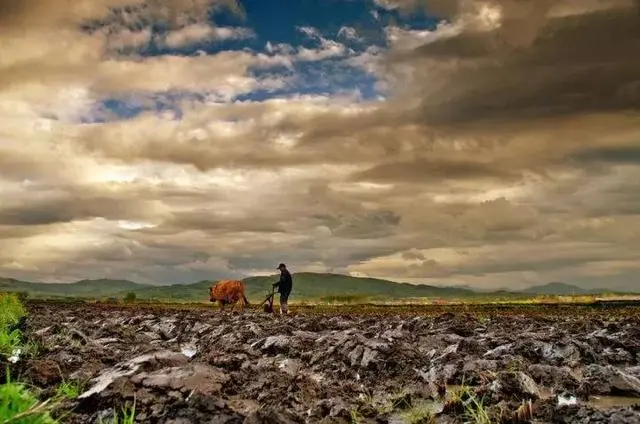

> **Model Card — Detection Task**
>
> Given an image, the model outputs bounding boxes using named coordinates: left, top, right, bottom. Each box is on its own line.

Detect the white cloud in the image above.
left=163, top=24, right=255, bottom=48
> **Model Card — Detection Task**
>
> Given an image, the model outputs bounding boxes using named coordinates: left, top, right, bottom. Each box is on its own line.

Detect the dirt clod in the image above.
left=14, top=301, right=640, bottom=424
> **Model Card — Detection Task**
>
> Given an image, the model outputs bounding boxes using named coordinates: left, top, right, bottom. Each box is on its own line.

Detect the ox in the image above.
left=209, top=279, right=250, bottom=312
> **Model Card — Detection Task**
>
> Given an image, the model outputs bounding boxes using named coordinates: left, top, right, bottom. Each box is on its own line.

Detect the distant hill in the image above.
left=126, top=272, right=485, bottom=302
left=0, top=277, right=148, bottom=298
left=0, top=273, right=490, bottom=302
left=2, top=273, right=635, bottom=302
left=518, top=282, right=628, bottom=295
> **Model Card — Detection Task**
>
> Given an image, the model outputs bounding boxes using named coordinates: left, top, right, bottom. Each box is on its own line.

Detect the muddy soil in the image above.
left=7, top=302, right=640, bottom=424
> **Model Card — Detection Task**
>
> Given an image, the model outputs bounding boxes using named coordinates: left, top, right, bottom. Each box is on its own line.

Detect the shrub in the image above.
left=123, top=292, right=137, bottom=303
left=0, top=293, right=26, bottom=329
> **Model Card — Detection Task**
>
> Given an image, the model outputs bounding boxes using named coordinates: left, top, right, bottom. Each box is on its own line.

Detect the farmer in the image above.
left=272, top=263, right=293, bottom=315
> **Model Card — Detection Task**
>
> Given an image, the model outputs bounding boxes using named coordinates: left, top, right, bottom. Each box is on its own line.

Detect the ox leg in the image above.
left=217, top=300, right=225, bottom=312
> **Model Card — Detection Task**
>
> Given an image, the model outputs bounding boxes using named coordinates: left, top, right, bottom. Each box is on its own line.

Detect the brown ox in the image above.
left=209, top=279, right=250, bottom=312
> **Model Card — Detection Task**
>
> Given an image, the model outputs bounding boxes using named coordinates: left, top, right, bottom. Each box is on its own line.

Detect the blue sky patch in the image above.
left=84, top=0, right=441, bottom=122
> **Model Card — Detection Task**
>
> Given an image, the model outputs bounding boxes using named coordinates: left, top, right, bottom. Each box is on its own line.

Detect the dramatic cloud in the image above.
left=1, top=0, right=639, bottom=291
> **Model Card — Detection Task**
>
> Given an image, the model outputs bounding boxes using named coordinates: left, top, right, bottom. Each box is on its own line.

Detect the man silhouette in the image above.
left=272, top=263, right=293, bottom=315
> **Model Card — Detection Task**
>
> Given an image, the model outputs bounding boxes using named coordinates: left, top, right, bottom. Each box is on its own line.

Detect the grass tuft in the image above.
left=0, top=294, right=26, bottom=329
left=99, top=397, right=137, bottom=424
left=450, top=385, right=492, bottom=424
left=0, top=371, right=57, bottom=424
left=400, top=403, right=436, bottom=424
left=54, top=380, right=84, bottom=401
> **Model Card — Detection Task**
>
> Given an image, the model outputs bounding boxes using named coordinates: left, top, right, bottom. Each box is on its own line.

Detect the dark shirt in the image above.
left=274, top=269, right=293, bottom=294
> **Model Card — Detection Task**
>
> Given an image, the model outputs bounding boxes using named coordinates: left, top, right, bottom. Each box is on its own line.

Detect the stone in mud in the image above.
left=130, top=363, right=229, bottom=396
left=434, top=344, right=459, bottom=363
left=626, top=367, right=640, bottom=379
left=490, top=371, right=541, bottom=400
left=543, top=343, right=581, bottom=367
left=261, top=336, right=291, bottom=354
left=484, top=344, right=513, bottom=359
left=602, top=347, right=634, bottom=364
left=278, top=358, right=302, bottom=376
left=360, top=347, right=378, bottom=368
left=149, top=321, right=177, bottom=340
left=348, top=345, right=364, bottom=366
left=78, top=350, right=191, bottom=399
left=528, top=364, right=580, bottom=390
left=579, top=365, right=640, bottom=397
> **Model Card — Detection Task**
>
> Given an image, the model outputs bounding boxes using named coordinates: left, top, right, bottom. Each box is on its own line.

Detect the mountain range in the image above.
left=1, top=273, right=636, bottom=302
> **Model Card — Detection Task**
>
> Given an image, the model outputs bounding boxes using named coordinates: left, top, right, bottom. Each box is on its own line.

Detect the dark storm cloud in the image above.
left=312, top=211, right=401, bottom=239
left=570, top=146, right=640, bottom=165
left=163, top=210, right=287, bottom=234
left=0, top=191, right=160, bottom=226
left=398, top=7, right=640, bottom=127
left=350, top=158, right=517, bottom=183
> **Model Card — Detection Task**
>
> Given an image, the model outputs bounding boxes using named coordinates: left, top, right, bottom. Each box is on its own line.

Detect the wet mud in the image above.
left=7, top=302, right=640, bottom=423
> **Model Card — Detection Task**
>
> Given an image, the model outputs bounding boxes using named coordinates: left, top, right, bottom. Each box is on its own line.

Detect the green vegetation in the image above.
left=99, top=398, right=136, bottom=424
left=1, top=292, right=139, bottom=423
left=0, top=294, right=26, bottom=329
left=54, top=380, right=84, bottom=401
left=1, top=295, right=57, bottom=423
left=123, top=292, right=137, bottom=303
left=399, top=404, right=436, bottom=424
left=0, top=374, right=56, bottom=424
left=0, top=293, right=27, bottom=360
left=450, top=385, right=491, bottom=424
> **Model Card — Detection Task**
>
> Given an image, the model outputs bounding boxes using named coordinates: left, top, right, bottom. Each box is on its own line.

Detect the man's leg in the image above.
left=279, top=291, right=290, bottom=315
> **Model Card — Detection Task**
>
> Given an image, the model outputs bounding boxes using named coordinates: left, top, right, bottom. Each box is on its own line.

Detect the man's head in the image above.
left=277, top=263, right=287, bottom=272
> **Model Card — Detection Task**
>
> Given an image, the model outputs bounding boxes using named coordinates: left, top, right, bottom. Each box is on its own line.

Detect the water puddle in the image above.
left=587, top=395, right=640, bottom=410
left=550, top=391, right=639, bottom=410
left=449, top=384, right=638, bottom=411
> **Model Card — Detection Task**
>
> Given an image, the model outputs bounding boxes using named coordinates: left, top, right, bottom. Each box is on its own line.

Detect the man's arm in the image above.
left=272, top=274, right=283, bottom=290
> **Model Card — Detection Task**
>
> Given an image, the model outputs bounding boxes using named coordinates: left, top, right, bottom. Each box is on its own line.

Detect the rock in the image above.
left=360, top=347, right=378, bottom=368
left=542, top=343, right=581, bottom=366
left=434, top=343, right=459, bottom=362
left=490, top=371, right=541, bottom=400
left=484, top=344, right=513, bottom=359
left=131, top=364, right=229, bottom=396
left=348, top=345, right=364, bottom=366
left=78, top=350, right=191, bottom=399
left=262, top=336, right=290, bottom=353
left=602, top=348, right=634, bottom=364
left=579, top=365, right=640, bottom=397
left=528, top=364, right=580, bottom=390
left=278, top=358, right=302, bottom=376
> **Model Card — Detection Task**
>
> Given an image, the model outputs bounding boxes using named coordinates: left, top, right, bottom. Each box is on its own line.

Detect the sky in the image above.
left=1, top=0, right=640, bottom=290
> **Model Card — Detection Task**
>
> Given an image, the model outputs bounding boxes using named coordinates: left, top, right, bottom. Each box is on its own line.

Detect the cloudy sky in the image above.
left=1, top=0, right=639, bottom=290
